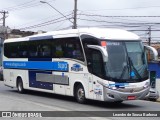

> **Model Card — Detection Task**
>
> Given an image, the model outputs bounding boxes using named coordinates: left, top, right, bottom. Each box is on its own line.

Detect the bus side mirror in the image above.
left=87, top=45, right=108, bottom=62
left=144, top=45, right=158, bottom=61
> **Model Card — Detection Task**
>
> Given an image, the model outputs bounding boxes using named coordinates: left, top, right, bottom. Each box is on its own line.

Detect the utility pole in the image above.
left=148, top=26, right=151, bottom=46
left=0, top=11, right=8, bottom=27
left=73, top=0, right=77, bottom=29
left=0, top=11, right=9, bottom=40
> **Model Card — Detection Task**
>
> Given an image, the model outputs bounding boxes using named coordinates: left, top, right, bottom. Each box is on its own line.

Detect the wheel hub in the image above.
left=78, top=88, right=84, bottom=100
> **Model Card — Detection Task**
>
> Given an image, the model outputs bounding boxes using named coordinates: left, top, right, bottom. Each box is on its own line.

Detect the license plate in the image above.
left=127, top=96, right=136, bottom=100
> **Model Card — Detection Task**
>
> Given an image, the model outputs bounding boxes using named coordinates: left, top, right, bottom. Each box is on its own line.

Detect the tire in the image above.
left=114, top=101, right=123, bottom=104
left=75, top=84, right=86, bottom=104
left=17, top=78, right=25, bottom=93
left=149, top=98, right=156, bottom=102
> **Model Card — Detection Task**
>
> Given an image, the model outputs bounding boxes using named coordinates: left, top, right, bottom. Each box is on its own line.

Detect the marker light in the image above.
left=101, top=41, right=107, bottom=46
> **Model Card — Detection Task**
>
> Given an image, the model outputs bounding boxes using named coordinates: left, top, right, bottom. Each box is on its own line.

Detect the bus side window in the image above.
left=65, top=44, right=74, bottom=58
left=53, top=37, right=84, bottom=61
left=55, top=45, right=64, bottom=57
left=53, top=38, right=64, bottom=58
left=28, top=41, right=38, bottom=57
left=62, top=37, right=84, bottom=61
left=8, top=43, right=18, bottom=58
left=81, top=34, right=100, bottom=57
left=43, top=45, right=51, bottom=57
left=39, top=45, right=51, bottom=57
left=81, top=35, right=100, bottom=72
left=18, top=42, right=28, bottom=58
left=72, top=44, right=83, bottom=61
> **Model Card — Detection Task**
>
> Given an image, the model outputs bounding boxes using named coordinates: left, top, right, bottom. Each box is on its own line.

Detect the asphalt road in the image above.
left=0, top=81, right=160, bottom=120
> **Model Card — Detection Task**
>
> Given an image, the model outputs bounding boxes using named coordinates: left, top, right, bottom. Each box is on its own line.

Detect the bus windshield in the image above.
left=104, top=41, right=148, bottom=83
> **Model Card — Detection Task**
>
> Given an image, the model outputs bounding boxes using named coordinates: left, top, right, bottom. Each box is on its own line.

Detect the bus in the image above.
left=3, top=28, right=158, bottom=103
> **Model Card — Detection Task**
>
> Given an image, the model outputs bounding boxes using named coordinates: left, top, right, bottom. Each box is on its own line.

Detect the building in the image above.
left=7, top=29, right=35, bottom=39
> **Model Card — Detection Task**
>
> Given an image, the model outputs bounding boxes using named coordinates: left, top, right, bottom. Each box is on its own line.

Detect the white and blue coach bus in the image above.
left=3, top=28, right=158, bottom=103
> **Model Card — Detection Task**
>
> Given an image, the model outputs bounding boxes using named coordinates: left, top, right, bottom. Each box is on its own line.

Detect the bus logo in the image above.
left=71, top=64, right=83, bottom=72
left=130, top=89, right=134, bottom=93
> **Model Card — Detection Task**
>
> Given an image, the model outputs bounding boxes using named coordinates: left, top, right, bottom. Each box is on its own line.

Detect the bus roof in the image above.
left=4, top=28, right=140, bottom=43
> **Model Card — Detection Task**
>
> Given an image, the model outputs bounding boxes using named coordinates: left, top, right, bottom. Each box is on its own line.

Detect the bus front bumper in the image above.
left=103, top=87, right=150, bottom=102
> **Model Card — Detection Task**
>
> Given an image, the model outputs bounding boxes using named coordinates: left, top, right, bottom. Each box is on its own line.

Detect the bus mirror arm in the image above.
left=144, top=45, right=158, bottom=61
left=87, top=45, right=108, bottom=62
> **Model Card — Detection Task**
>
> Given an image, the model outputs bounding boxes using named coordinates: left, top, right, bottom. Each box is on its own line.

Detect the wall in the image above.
left=148, top=62, right=160, bottom=96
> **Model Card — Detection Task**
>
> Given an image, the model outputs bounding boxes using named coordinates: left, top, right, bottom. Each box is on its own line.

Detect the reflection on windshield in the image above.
left=105, top=41, right=148, bottom=83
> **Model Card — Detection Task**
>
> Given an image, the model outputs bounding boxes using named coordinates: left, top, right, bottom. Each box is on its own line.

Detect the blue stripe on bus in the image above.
left=3, top=61, right=68, bottom=71
left=29, top=35, right=53, bottom=41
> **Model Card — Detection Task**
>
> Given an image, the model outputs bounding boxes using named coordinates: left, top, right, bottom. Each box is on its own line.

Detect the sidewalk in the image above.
left=156, top=79, right=160, bottom=102
left=157, top=98, right=160, bottom=102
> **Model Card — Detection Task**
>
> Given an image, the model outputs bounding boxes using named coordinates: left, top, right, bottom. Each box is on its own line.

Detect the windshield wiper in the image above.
left=128, top=57, right=142, bottom=79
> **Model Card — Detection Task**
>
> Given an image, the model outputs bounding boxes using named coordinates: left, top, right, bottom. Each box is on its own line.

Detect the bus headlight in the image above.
left=97, top=80, right=118, bottom=90
left=108, top=86, right=118, bottom=90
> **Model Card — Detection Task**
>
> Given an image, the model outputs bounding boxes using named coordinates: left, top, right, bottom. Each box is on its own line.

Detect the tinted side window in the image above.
left=4, top=42, right=28, bottom=58
left=28, top=40, right=52, bottom=58
left=28, top=41, right=38, bottom=57
left=81, top=35, right=100, bottom=64
left=54, top=39, right=65, bottom=58
left=53, top=37, right=84, bottom=61
left=18, top=42, right=28, bottom=58
left=4, top=38, right=83, bottom=60
left=4, top=40, right=52, bottom=58
left=4, top=43, right=9, bottom=58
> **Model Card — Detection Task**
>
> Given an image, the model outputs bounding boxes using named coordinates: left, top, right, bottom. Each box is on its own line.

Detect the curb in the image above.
left=157, top=98, right=160, bottom=102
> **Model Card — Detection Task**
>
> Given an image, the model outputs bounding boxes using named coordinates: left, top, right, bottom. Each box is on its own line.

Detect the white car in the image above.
left=147, top=88, right=159, bottom=101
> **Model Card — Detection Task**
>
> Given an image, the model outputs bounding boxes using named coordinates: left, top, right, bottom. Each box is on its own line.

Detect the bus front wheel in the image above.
left=75, top=84, right=86, bottom=104
left=17, top=78, right=25, bottom=93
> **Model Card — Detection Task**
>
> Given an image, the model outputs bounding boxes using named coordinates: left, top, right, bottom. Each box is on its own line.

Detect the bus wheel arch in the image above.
left=74, top=82, right=86, bottom=104
left=16, top=76, right=25, bottom=93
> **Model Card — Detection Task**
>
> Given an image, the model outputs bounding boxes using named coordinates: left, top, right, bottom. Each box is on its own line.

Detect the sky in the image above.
left=0, top=0, right=160, bottom=41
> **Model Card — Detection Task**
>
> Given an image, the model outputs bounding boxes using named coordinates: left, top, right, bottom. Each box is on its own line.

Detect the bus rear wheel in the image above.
left=17, top=78, right=25, bottom=93
left=75, top=84, right=86, bottom=104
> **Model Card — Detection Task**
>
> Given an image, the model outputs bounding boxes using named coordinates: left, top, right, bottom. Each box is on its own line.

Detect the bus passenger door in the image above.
left=87, top=73, right=93, bottom=99
left=88, top=50, right=105, bottom=100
